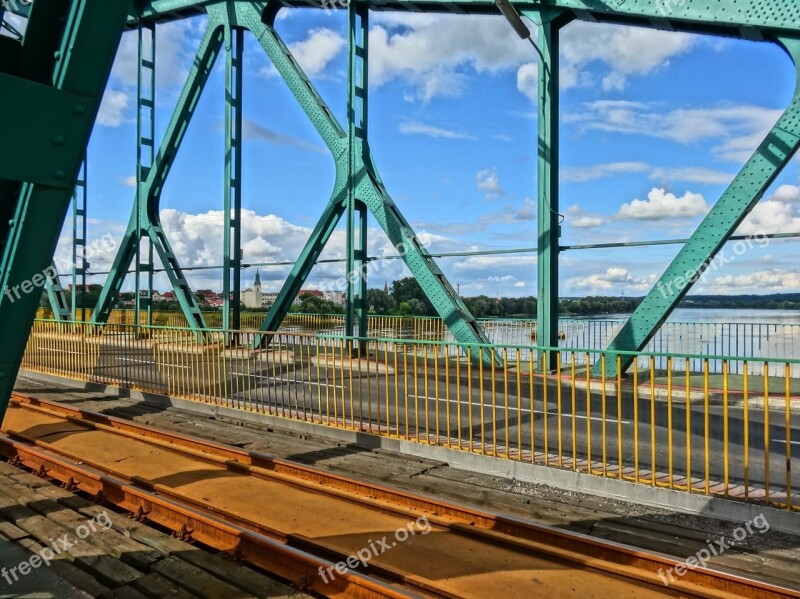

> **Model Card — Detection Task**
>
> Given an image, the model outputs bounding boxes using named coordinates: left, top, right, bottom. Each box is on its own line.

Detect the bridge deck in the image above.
left=13, top=373, right=800, bottom=593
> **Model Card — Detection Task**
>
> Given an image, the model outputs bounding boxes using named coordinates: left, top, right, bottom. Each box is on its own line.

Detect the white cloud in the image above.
left=368, top=17, right=696, bottom=103
left=282, top=28, right=345, bottom=78
left=369, top=14, right=532, bottom=102
left=111, top=21, right=198, bottom=89
left=771, top=184, right=800, bottom=203
left=397, top=122, right=475, bottom=140
left=700, top=269, right=800, bottom=294
left=566, top=101, right=782, bottom=163
left=617, top=188, right=709, bottom=220
left=97, top=89, right=129, bottom=127
left=565, top=204, right=607, bottom=229
left=562, top=22, right=695, bottom=92
left=516, top=63, right=538, bottom=102
left=122, top=175, right=137, bottom=187
left=737, top=200, right=800, bottom=235
left=476, top=169, right=504, bottom=200
left=568, top=267, right=657, bottom=294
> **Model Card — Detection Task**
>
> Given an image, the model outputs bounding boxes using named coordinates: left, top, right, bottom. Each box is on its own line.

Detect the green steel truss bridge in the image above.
left=1, top=0, right=800, bottom=422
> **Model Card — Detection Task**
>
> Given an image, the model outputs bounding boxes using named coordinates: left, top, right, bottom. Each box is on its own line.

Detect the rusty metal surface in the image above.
left=1, top=393, right=797, bottom=599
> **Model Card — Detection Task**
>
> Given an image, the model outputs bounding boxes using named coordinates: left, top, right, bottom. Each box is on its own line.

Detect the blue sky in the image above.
left=52, top=9, right=800, bottom=298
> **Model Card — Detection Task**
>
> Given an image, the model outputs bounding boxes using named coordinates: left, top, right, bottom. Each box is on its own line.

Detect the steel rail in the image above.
left=0, top=434, right=417, bottom=599
left=5, top=393, right=800, bottom=599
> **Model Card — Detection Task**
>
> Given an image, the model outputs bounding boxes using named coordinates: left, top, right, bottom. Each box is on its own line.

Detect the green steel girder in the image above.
left=0, top=0, right=131, bottom=420
left=91, top=18, right=228, bottom=331
left=130, top=0, right=800, bottom=38
left=596, top=36, right=800, bottom=378
left=0, top=75, right=93, bottom=187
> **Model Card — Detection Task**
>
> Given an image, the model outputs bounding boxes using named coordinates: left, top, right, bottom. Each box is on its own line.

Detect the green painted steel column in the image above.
left=223, top=25, right=243, bottom=333
left=524, top=10, right=566, bottom=368
left=135, top=21, right=157, bottom=327
left=596, top=36, right=800, bottom=378
left=71, top=159, right=88, bottom=321
left=0, top=0, right=131, bottom=421
left=345, top=2, right=370, bottom=349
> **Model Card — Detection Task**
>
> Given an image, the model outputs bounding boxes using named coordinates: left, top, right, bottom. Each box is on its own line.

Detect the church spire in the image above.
left=254, top=270, right=261, bottom=287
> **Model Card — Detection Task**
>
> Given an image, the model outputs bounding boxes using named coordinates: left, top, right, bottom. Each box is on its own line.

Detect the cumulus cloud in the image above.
left=567, top=267, right=657, bottom=294
left=277, top=28, right=345, bottom=78
left=97, top=89, right=129, bottom=127
left=516, top=63, right=538, bottom=102
left=111, top=21, right=198, bottom=89
left=737, top=191, right=800, bottom=235
left=617, top=188, right=709, bottom=220
left=368, top=16, right=694, bottom=102
left=700, top=269, right=800, bottom=294
left=476, top=168, right=504, bottom=200
left=562, top=22, right=695, bottom=92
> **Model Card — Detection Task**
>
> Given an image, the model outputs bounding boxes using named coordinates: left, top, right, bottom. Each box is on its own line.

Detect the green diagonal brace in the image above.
left=230, top=2, right=495, bottom=357
left=91, top=18, right=226, bottom=331
left=596, top=36, right=800, bottom=378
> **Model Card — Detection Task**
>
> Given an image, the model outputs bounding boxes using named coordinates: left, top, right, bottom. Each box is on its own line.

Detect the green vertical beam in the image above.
left=524, top=10, right=567, bottom=366
left=345, top=2, right=369, bottom=346
left=135, top=21, right=156, bottom=327
left=71, top=159, right=88, bottom=321
left=596, top=36, right=800, bottom=378
left=223, top=25, right=243, bottom=333
left=92, top=18, right=225, bottom=331
left=0, top=0, right=130, bottom=420
left=44, top=158, right=85, bottom=322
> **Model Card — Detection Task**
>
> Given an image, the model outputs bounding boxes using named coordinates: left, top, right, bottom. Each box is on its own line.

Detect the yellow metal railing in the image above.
left=21, top=320, right=798, bottom=511
left=34, top=309, right=800, bottom=369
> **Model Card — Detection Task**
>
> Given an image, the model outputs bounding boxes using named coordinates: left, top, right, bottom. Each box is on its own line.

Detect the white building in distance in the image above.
left=241, top=270, right=279, bottom=309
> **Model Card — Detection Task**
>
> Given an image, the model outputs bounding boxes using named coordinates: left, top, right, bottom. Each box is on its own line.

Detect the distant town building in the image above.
left=322, top=291, right=346, bottom=306
left=241, top=270, right=278, bottom=309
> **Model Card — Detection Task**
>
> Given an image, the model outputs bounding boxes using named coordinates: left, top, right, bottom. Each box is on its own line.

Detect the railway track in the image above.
left=0, top=392, right=796, bottom=599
